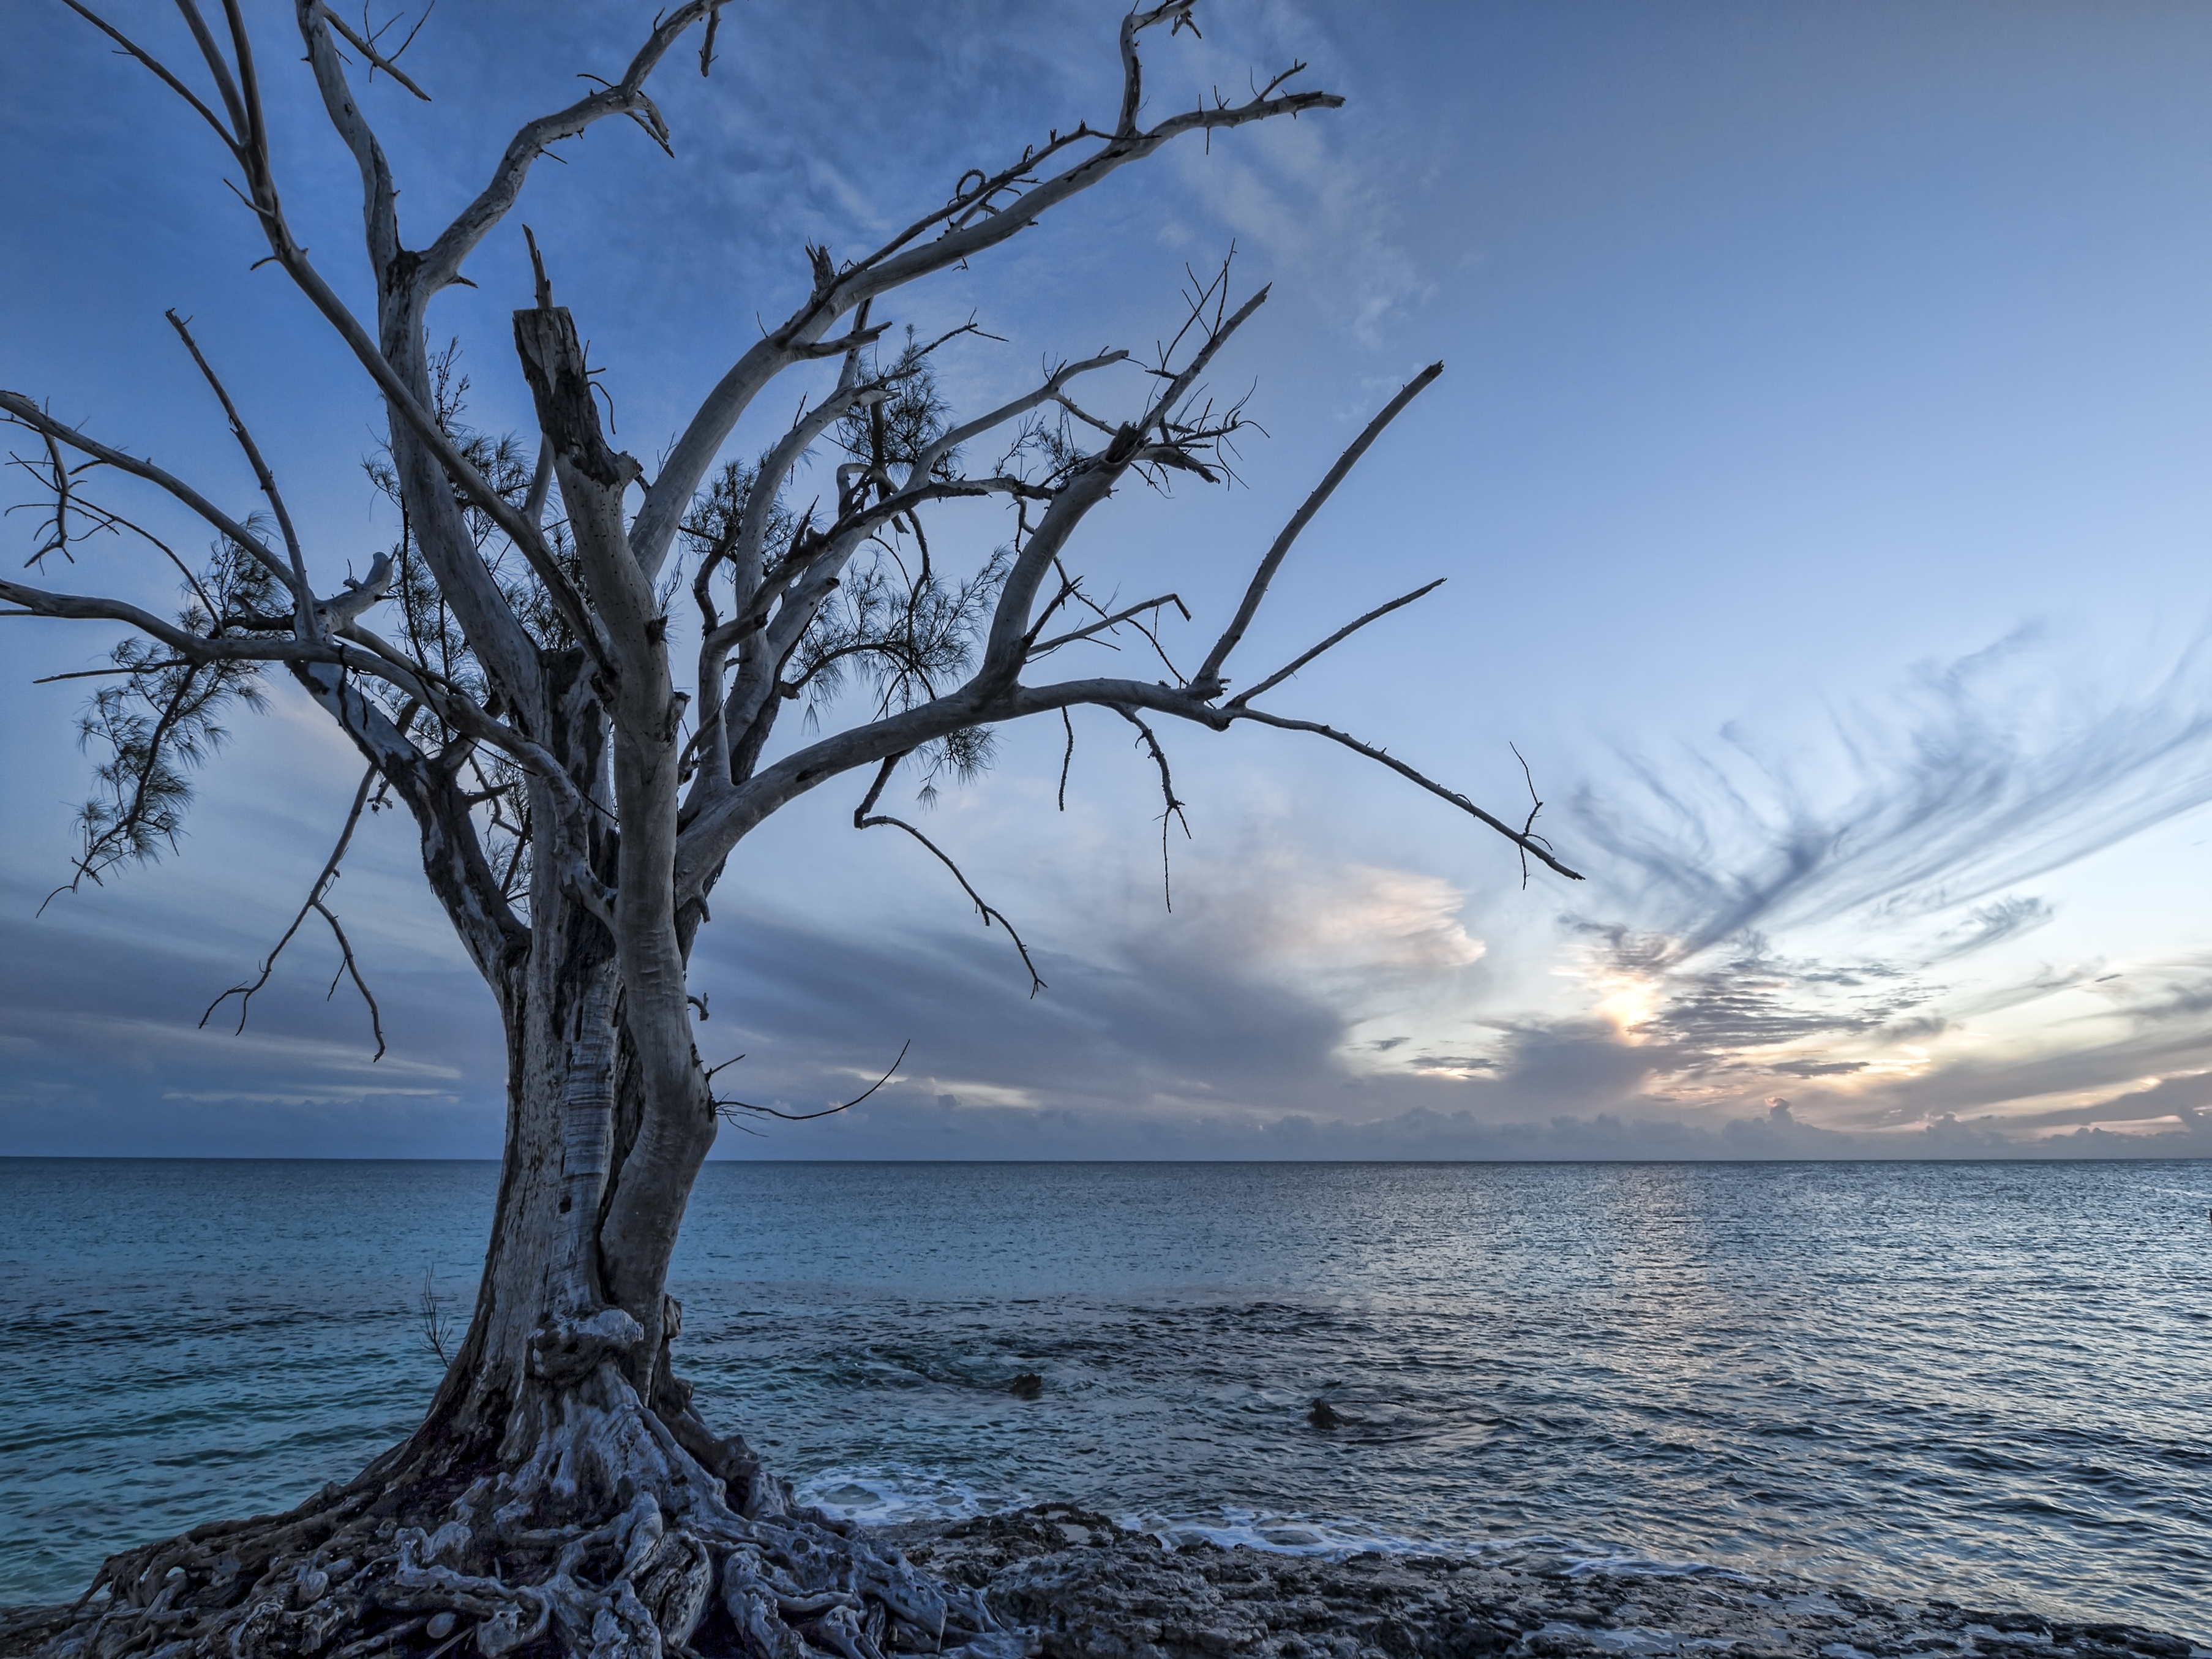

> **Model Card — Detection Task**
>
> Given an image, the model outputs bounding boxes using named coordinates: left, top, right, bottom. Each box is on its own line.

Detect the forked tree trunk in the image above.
left=359, top=285, right=736, bottom=1510
left=383, top=663, right=739, bottom=1518
left=52, top=809, right=989, bottom=1659
left=404, top=923, right=739, bottom=1511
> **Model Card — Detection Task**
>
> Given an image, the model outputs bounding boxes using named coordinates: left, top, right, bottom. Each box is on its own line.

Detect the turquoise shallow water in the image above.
left=1, top=1159, right=2208, bottom=1635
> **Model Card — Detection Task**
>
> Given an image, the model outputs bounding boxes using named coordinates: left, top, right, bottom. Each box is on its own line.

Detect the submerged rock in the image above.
left=898, top=1507, right=2205, bottom=1659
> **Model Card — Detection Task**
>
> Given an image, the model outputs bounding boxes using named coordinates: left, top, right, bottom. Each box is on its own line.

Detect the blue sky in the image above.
left=6, top=1, right=2212, bottom=1158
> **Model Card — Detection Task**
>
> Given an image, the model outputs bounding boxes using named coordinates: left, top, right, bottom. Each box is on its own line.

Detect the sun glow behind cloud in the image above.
left=1504, top=634, right=2212, bottom=1146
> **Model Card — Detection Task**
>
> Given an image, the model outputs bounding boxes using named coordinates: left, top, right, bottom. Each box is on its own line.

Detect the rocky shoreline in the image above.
left=4, top=1502, right=2200, bottom=1659
left=895, top=1505, right=2205, bottom=1659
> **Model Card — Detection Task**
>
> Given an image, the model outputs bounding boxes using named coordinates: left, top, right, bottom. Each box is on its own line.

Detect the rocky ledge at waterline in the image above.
left=893, top=1505, right=2205, bottom=1659
left=3, top=1503, right=2200, bottom=1659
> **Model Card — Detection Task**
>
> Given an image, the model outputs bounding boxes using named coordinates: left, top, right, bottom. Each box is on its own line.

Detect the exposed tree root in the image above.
left=26, top=1360, right=1027, bottom=1659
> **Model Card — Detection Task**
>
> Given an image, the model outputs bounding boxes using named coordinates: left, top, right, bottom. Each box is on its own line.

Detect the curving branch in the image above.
left=714, top=1039, right=911, bottom=1124
left=0, top=393, right=293, bottom=593
left=201, top=765, right=388, bottom=1058
left=1058, top=708, right=1076, bottom=811
left=1224, top=705, right=1584, bottom=881
left=909, top=350, right=1130, bottom=484
left=287, top=663, right=529, bottom=984
left=976, top=284, right=1271, bottom=691
left=55, top=2, right=591, bottom=687
left=315, top=2, right=433, bottom=102
left=1029, top=591, right=1191, bottom=660
left=1, top=560, right=594, bottom=835
left=413, top=2, right=726, bottom=295
left=1508, top=741, right=1562, bottom=892
left=852, top=756, right=1044, bottom=995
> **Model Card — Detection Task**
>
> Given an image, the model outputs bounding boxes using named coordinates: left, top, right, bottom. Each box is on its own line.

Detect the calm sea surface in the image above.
left=2, top=1160, right=2208, bottom=1634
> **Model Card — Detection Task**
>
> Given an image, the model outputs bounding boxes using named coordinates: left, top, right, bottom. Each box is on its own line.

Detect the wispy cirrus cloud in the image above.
left=1505, top=630, right=2212, bottom=1139
left=1583, top=630, right=2212, bottom=953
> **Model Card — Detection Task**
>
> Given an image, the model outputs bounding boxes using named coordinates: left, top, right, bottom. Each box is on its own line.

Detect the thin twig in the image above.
left=1057, top=708, right=1075, bottom=811
left=1509, top=741, right=1560, bottom=891
left=853, top=788, right=1045, bottom=993
left=716, top=1039, right=910, bottom=1122
left=1228, top=707, right=1584, bottom=881
left=1228, top=579, right=1445, bottom=709
left=33, top=661, right=192, bottom=683
left=1029, top=592, right=1189, bottom=655
left=164, top=309, right=315, bottom=638
left=318, top=2, right=433, bottom=101
left=417, top=1263, right=452, bottom=1365
left=200, top=765, right=388, bottom=1057
left=1114, top=705, right=1190, bottom=911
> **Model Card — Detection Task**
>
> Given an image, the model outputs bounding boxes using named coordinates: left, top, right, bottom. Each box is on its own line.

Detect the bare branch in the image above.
left=1030, top=593, right=1188, bottom=656
left=631, top=39, right=1341, bottom=577
left=1193, top=362, right=1444, bottom=697
left=312, top=895, right=386, bottom=1056
left=521, top=438, right=553, bottom=530
left=1142, top=282, right=1269, bottom=443
left=200, top=764, right=387, bottom=1058
left=1114, top=705, right=1190, bottom=911
left=55, top=2, right=242, bottom=160
left=417, top=1263, right=452, bottom=1365
left=163, top=310, right=316, bottom=636
left=854, top=766, right=1044, bottom=995
left=413, top=1, right=723, bottom=295
left=267, top=8, right=545, bottom=699
left=1509, top=740, right=1561, bottom=892
left=4, top=472, right=219, bottom=619
left=715, top=1039, right=910, bottom=1123
left=288, top=663, right=529, bottom=984
left=33, top=661, right=191, bottom=684
left=317, top=2, right=432, bottom=102
left=1058, top=707, right=1075, bottom=811
left=975, top=290, right=1270, bottom=693
left=910, top=350, right=1130, bottom=483
left=1, top=394, right=293, bottom=593
left=1227, top=578, right=1446, bottom=708
left=0, top=576, right=308, bottom=664
left=1226, top=705, right=1584, bottom=881
left=2, top=562, right=593, bottom=829
left=697, top=4, right=721, bottom=76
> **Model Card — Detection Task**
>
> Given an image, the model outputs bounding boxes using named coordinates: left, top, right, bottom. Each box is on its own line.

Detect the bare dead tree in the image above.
left=2, top=5, right=1580, bottom=1657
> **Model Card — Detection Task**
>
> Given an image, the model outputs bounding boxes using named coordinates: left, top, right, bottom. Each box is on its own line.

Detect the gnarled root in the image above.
left=32, top=1355, right=1027, bottom=1659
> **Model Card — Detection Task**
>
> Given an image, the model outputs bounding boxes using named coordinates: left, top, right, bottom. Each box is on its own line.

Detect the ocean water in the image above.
left=1, top=1160, right=2207, bottom=1636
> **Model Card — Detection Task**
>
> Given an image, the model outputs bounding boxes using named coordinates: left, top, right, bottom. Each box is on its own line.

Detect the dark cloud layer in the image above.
left=10, top=843, right=2212, bottom=1157
left=0, top=876, right=504, bottom=1157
